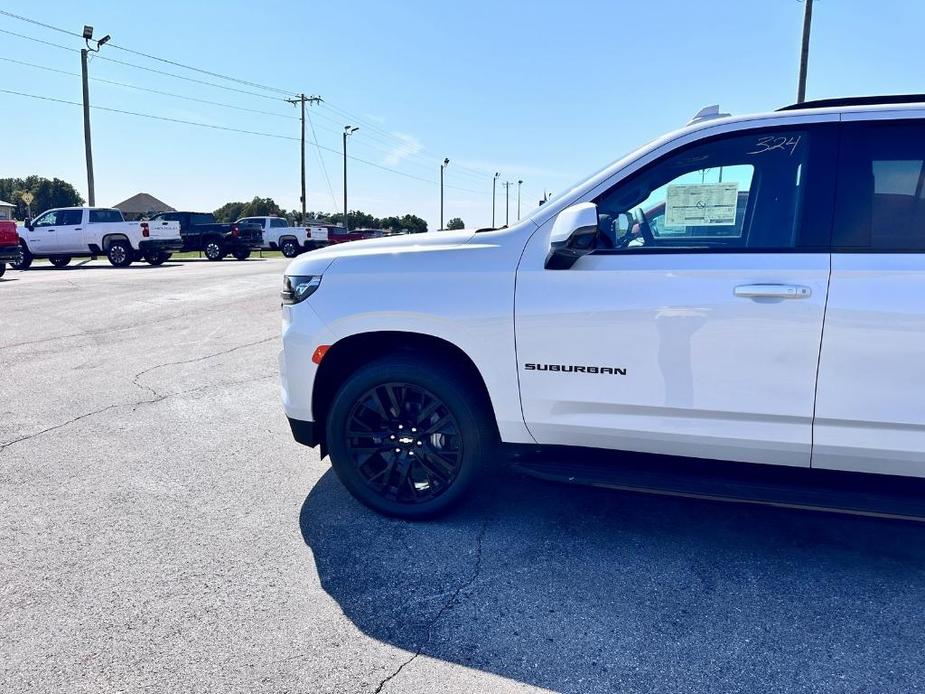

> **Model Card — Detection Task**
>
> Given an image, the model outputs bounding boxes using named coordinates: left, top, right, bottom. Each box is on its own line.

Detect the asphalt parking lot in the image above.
left=1, top=258, right=924, bottom=693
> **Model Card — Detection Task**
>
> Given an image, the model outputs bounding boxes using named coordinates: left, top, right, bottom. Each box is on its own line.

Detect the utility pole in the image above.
left=797, top=0, right=814, bottom=103
left=502, top=181, right=512, bottom=226
left=342, top=126, right=358, bottom=230
left=517, top=180, right=523, bottom=220
left=492, top=172, right=500, bottom=227
left=440, top=158, right=449, bottom=230
left=286, top=94, right=322, bottom=223
left=80, top=25, right=110, bottom=206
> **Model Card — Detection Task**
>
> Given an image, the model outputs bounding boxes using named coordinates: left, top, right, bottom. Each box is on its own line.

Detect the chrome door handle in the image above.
left=734, top=284, right=811, bottom=299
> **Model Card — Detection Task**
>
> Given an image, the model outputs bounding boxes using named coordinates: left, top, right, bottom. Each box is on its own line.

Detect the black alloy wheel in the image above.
left=326, top=355, right=494, bottom=518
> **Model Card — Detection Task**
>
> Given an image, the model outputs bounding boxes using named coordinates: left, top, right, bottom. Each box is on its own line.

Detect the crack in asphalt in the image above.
left=0, top=361, right=275, bottom=457
left=1, top=334, right=276, bottom=455
left=374, top=520, right=488, bottom=694
left=132, top=335, right=276, bottom=386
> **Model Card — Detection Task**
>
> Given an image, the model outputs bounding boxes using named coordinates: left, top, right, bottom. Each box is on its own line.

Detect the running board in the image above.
left=508, top=448, right=925, bottom=523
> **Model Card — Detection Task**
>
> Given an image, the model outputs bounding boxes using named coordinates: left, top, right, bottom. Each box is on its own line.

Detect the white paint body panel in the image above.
left=813, top=254, right=925, bottom=477
left=515, top=229, right=829, bottom=466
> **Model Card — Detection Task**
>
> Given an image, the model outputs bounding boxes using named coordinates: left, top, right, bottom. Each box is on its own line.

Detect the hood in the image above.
left=286, top=229, right=477, bottom=275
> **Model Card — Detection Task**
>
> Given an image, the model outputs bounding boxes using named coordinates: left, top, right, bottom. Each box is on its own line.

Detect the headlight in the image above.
left=281, top=275, right=322, bottom=305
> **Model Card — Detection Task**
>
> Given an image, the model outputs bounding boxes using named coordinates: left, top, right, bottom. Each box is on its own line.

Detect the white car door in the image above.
left=52, top=208, right=86, bottom=253
left=25, top=209, right=63, bottom=254
left=813, top=115, right=925, bottom=478
left=515, top=125, right=837, bottom=467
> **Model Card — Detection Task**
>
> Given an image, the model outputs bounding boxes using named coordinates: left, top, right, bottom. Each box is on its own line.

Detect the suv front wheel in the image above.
left=325, top=355, right=495, bottom=519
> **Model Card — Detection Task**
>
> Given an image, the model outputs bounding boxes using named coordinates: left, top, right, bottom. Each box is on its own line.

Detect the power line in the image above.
left=306, top=111, right=339, bottom=209
left=0, top=9, right=293, bottom=96
left=0, top=55, right=298, bottom=120
left=0, top=27, right=287, bottom=102
left=0, top=88, right=484, bottom=194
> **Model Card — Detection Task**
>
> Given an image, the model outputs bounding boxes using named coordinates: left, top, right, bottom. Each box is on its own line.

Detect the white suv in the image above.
left=280, top=95, right=925, bottom=518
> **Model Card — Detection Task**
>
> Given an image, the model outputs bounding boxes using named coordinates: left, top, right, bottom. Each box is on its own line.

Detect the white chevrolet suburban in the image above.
left=280, top=95, right=925, bottom=519
left=12, top=207, right=182, bottom=269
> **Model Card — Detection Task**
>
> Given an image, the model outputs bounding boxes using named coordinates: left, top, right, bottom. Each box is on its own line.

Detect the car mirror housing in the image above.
left=545, top=202, right=599, bottom=270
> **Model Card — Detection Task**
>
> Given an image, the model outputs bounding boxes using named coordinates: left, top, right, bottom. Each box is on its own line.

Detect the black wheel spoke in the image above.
left=344, top=381, right=463, bottom=506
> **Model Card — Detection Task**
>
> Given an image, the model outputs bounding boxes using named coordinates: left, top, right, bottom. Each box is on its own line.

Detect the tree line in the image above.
left=0, top=178, right=460, bottom=232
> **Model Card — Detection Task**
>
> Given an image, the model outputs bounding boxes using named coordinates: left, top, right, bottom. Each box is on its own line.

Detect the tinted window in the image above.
left=271, top=218, right=288, bottom=228
left=593, top=129, right=823, bottom=252
left=88, top=209, right=123, bottom=223
left=834, top=121, right=925, bottom=251
left=191, top=213, right=214, bottom=225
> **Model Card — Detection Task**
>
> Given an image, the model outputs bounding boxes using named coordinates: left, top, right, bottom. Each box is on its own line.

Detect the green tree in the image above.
left=446, top=217, right=465, bottom=230
left=213, top=201, right=246, bottom=222
left=379, top=216, right=401, bottom=231
left=240, top=196, right=283, bottom=218
left=399, top=213, right=428, bottom=234
left=214, top=196, right=283, bottom=222
left=0, top=176, right=83, bottom=220
left=328, top=210, right=379, bottom=229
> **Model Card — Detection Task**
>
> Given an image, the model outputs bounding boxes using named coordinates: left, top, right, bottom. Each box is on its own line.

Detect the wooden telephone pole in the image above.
left=286, top=94, right=322, bottom=223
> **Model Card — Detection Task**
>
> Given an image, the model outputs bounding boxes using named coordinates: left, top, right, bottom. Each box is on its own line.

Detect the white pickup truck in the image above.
left=239, top=216, right=336, bottom=257
left=12, top=207, right=182, bottom=269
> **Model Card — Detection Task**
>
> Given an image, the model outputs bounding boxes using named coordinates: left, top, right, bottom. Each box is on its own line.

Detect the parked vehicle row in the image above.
left=2, top=209, right=376, bottom=271
left=149, top=211, right=263, bottom=261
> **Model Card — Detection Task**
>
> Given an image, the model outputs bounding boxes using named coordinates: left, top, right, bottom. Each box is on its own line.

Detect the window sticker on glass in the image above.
left=664, top=182, right=739, bottom=227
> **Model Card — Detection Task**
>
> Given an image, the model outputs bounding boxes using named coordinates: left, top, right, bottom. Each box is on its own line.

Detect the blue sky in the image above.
left=2, top=0, right=924, bottom=230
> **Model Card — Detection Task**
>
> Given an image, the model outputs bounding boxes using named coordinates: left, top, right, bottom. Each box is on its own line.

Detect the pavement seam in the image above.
left=0, top=373, right=274, bottom=456
left=373, top=519, right=488, bottom=694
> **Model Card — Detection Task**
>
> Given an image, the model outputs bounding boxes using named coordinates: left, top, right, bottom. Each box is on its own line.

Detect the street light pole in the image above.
left=343, top=126, right=358, bottom=230
left=79, top=25, right=110, bottom=206
left=440, top=158, right=449, bottom=230
left=492, top=172, right=500, bottom=227
left=502, top=181, right=512, bottom=226
left=517, top=180, right=523, bottom=220
left=797, top=0, right=814, bottom=103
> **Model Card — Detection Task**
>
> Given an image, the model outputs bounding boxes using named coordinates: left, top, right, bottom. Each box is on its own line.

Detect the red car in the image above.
left=0, top=220, right=19, bottom=277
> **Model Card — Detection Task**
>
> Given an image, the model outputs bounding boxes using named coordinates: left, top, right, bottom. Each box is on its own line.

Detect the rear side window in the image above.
left=191, top=213, right=214, bottom=225
left=593, top=127, right=834, bottom=252
left=834, top=121, right=925, bottom=251
left=88, top=209, right=123, bottom=223
left=271, top=218, right=288, bottom=228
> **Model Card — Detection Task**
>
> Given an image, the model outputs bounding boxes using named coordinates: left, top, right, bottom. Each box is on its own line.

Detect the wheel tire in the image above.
left=10, top=243, right=32, bottom=270
left=232, top=248, right=251, bottom=261
left=107, top=240, right=133, bottom=268
left=280, top=239, right=300, bottom=258
left=144, top=251, right=169, bottom=266
left=325, top=355, right=495, bottom=519
left=204, top=239, right=225, bottom=261
left=49, top=255, right=72, bottom=268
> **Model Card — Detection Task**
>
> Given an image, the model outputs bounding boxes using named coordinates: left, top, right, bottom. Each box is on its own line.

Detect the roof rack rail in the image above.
left=778, top=94, right=925, bottom=111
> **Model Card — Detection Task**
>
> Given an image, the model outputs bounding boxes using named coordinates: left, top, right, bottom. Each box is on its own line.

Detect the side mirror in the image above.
left=545, top=202, right=599, bottom=270
left=26, top=219, right=34, bottom=231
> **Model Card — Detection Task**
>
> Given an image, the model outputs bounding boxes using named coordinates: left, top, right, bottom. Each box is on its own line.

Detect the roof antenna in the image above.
left=688, top=105, right=731, bottom=125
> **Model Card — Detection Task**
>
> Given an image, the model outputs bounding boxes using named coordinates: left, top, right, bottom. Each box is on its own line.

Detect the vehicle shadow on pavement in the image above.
left=300, top=467, right=925, bottom=693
